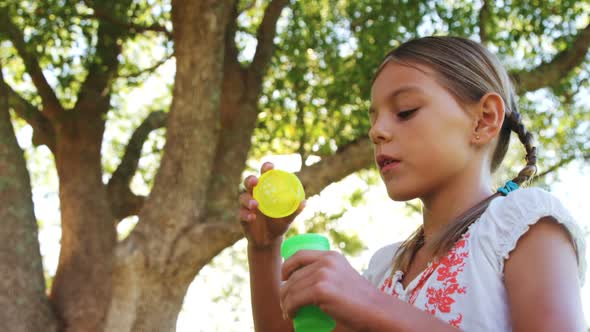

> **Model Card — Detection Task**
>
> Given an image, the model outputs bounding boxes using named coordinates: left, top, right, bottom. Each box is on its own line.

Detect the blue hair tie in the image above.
left=497, top=180, right=519, bottom=196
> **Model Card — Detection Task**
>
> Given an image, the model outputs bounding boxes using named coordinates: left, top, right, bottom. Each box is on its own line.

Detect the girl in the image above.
left=238, top=36, right=587, bottom=331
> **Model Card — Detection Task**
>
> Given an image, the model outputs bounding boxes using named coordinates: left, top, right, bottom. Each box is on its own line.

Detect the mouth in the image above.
left=380, top=160, right=401, bottom=173
left=376, top=154, right=402, bottom=173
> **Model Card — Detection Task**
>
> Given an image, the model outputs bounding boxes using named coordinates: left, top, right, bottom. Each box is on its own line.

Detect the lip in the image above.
left=380, top=160, right=401, bottom=174
left=376, top=153, right=402, bottom=169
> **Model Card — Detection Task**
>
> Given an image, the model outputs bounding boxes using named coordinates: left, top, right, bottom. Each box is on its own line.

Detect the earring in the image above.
left=475, top=134, right=480, bottom=140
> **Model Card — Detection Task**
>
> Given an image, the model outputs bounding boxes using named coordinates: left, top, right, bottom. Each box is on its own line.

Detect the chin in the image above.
left=386, top=186, right=419, bottom=202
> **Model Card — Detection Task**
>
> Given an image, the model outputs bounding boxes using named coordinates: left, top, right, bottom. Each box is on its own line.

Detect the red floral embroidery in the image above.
left=377, top=232, right=471, bottom=329
left=424, top=233, right=470, bottom=328
left=380, top=276, right=393, bottom=293
left=448, top=313, right=463, bottom=327
left=380, top=271, right=401, bottom=297
left=408, top=263, right=437, bottom=304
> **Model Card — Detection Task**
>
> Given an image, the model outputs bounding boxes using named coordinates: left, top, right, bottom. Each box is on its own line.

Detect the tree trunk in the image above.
left=106, top=249, right=191, bottom=332
left=0, top=72, right=58, bottom=331
left=50, top=113, right=116, bottom=331
left=129, top=274, right=191, bottom=331
left=104, top=1, right=236, bottom=330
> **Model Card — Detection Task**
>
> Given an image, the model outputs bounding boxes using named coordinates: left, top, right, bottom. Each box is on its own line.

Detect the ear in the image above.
left=471, top=92, right=505, bottom=145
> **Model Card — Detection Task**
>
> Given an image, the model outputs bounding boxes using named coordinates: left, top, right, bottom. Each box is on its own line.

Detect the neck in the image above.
left=419, top=165, right=494, bottom=245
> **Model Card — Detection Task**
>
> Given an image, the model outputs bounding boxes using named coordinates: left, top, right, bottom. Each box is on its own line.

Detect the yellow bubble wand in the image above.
left=253, top=169, right=305, bottom=218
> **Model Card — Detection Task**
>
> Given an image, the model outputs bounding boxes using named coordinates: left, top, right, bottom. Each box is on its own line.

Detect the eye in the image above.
left=398, top=108, right=418, bottom=120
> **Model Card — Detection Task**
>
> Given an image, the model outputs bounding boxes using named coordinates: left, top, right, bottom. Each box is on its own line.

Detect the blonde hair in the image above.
left=372, top=36, right=537, bottom=274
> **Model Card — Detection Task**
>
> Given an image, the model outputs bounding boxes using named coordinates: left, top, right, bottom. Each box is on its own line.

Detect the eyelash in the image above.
left=368, top=108, right=418, bottom=122
left=398, top=108, right=418, bottom=119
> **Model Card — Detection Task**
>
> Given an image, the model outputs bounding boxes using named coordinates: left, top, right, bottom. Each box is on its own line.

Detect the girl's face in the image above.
left=369, top=61, right=477, bottom=201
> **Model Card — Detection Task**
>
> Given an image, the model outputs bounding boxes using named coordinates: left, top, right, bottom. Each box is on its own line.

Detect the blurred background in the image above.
left=1, top=0, right=589, bottom=331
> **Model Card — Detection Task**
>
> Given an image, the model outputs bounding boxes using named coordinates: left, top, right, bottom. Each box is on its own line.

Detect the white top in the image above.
left=363, top=187, right=587, bottom=331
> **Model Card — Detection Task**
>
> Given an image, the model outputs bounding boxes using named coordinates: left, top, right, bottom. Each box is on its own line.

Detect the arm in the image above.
left=248, top=238, right=294, bottom=332
left=280, top=217, right=586, bottom=331
left=504, top=217, right=586, bottom=331
left=249, top=243, right=357, bottom=332
left=280, top=250, right=459, bottom=332
left=240, top=162, right=304, bottom=332
left=366, top=292, right=460, bottom=332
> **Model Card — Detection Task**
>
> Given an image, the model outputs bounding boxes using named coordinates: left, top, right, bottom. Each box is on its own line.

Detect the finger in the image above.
left=292, top=199, right=307, bottom=217
left=261, top=161, right=274, bottom=174
left=243, top=175, right=258, bottom=193
left=282, top=279, right=324, bottom=319
left=239, top=193, right=258, bottom=210
left=281, top=250, right=326, bottom=281
left=280, top=262, right=322, bottom=304
left=239, top=207, right=254, bottom=223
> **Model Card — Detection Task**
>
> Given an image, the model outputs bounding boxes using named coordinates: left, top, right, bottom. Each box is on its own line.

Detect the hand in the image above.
left=238, top=162, right=307, bottom=249
left=279, top=250, right=380, bottom=331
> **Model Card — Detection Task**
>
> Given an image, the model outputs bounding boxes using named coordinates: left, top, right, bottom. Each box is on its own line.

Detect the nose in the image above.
left=368, top=116, right=393, bottom=144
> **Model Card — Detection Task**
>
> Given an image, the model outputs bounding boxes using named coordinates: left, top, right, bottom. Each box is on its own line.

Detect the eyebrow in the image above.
left=369, top=86, right=424, bottom=114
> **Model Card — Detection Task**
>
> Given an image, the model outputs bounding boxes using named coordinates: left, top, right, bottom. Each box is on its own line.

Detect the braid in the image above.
left=505, top=109, right=537, bottom=185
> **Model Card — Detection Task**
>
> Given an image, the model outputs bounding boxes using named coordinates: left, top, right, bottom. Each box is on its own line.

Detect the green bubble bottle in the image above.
left=281, top=234, right=336, bottom=332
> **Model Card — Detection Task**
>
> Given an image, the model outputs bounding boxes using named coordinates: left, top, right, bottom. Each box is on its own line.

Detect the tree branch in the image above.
left=511, top=22, right=590, bottom=93
left=218, top=1, right=249, bottom=130
left=0, top=11, right=64, bottom=119
left=109, top=111, right=167, bottom=189
left=107, top=111, right=167, bottom=219
left=118, top=52, right=174, bottom=79
left=0, top=78, right=55, bottom=150
left=532, top=154, right=590, bottom=183
left=247, top=0, right=289, bottom=86
left=74, top=14, right=128, bottom=115
left=167, top=221, right=245, bottom=281
left=478, top=0, right=490, bottom=44
left=224, top=1, right=242, bottom=68
left=81, top=10, right=173, bottom=39
left=297, top=137, right=375, bottom=197
left=173, top=136, right=377, bottom=270
left=199, top=1, right=288, bottom=228
left=108, top=191, right=147, bottom=221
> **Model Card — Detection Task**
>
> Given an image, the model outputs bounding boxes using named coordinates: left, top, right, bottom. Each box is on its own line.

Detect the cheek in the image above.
left=412, top=112, right=472, bottom=173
